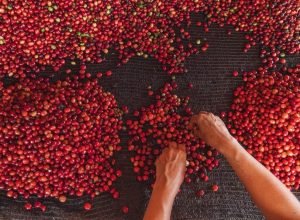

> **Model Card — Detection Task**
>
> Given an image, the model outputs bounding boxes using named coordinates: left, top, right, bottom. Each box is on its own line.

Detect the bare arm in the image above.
left=143, top=142, right=186, bottom=220
left=190, top=112, right=300, bottom=220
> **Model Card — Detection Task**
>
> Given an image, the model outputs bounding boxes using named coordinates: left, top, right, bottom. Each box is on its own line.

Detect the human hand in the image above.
left=154, top=142, right=186, bottom=197
left=189, top=112, right=236, bottom=154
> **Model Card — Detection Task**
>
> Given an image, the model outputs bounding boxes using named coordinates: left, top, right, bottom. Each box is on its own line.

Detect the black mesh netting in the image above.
left=0, top=14, right=299, bottom=220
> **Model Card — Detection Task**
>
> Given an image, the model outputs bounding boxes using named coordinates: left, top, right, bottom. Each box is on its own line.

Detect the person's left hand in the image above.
left=154, top=142, right=186, bottom=196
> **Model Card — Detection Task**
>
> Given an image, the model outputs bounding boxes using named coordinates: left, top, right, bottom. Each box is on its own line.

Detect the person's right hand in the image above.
left=154, top=142, right=186, bottom=197
left=189, top=112, right=236, bottom=154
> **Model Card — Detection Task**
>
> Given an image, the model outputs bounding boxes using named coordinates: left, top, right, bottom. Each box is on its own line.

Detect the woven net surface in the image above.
left=0, top=14, right=299, bottom=220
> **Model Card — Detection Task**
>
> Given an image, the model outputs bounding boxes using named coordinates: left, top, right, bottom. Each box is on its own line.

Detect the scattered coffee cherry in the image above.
left=84, top=202, right=92, bottom=211
left=24, top=203, right=32, bottom=211
left=96, top=72, right=103, bottom=78
left=112, top=191, right=120, bottom=199
left=212, top=184, right=219, bottom=192
left=188, top=82, right=194, bottom=89
left=148, top=90, right=154, bottom=96
left=201, top=43, right=209, bottom=52
left=220, top=111, right=226, bottom=118
left=116, top=170, right=122, bottom=177
left=34, top=201, right=42, bottom=208
left=202, top=175, right=209, bottom=182
left=232, top=71, right=239, bottom=77
left=106, top=70, right=113, bottom=77
left=122, top=206, right=129, bottom=214
left=59, top=195, right=67, bottom=203
left=40, top=205, right=47, bottom=212
left=65, top=69, right=72, bottom=74
left=196, top=190, right=205, bottom=197
left=280, top=58, right=286, bottom=64
left=201, top=46, right=208, bottom=52
left=244, top=43, right=251, bottom=51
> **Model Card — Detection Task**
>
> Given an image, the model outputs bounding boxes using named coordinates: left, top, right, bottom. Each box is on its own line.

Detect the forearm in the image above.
left=143, top=182, right=176, bottom=220
left=144, top=143, right=186, bottom=220
left=222, top=140, right=300, bottom=220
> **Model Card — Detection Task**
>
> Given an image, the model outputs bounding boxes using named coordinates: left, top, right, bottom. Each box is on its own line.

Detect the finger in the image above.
left=178, top=144, right=186, bottom=151
left=193, top=124, right=205, bottom=139
left=155, top=157, right=160, bottom=167
left=191, top=126, right=201, bottom=138
left=158, top=148, right=169, bottom=160
left=155, top=154, right=162, bottom=165
left=208, top=112, right=217, bottom=121
left=174, top=142, right=180, bottom=150
left=178, top=146, right=187, bottom=161
left=169, top=141, right=177, bottom=149
left=183, top=150, right=187, bottom=160
left=216, top=116, right=225, bottom=125
left=161, top=147, right=169, bottom=155
left=167, top=148, right=177, bottom=160
left=162, top=147, right=173, bottom=161
left=199, top=111, right=209, bottom=115
left=189, top=115, right=200, bottom=128
left=192, top=112, right=208, bottom=122
left=188, top=114, right=199, bottom=129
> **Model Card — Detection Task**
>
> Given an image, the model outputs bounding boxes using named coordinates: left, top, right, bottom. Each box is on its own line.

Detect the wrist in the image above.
left=153, top=178, right=178, bottom=201
left=144, top=179, right=176, bottom=220
left=221, top=139, right=243, bottom=159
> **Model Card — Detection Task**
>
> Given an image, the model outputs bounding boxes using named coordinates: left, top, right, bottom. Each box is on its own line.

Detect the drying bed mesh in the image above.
left=0, top=14, right=299, bottom=220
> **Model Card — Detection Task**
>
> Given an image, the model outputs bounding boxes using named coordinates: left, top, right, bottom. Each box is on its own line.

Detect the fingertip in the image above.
left=216, top=115, right=224, bottom=122
left=208, top=112, right=217, bottom=119
left=189, top=115, right=199, bottom=128
left=162, top=147, right=169, bottom=153
left=155, top=158, right=159, bottom=166
left=178, top=144, right=186, bottom=151
left=199, top=111, right=209, bottom=115
left=190, top=114, right=197, bottom=123
left=169, top=141, right=177, bottom=149
left=191, top=127, right=200, bottom=138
